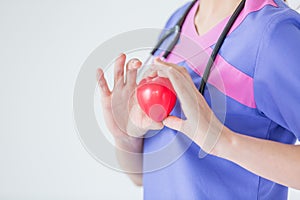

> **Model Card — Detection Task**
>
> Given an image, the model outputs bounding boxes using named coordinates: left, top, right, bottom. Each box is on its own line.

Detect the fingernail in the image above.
left=131, top=59, right=138, bottom=64
left=157, top=57, right=164, bottom=62
left=129, top=59, right=141, bottom=69
left=148, top=70, right=157, bottom=77
left=119, top=53, right=125, bottom=58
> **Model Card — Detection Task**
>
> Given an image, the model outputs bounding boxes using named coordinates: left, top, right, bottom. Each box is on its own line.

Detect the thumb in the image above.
left=163, top=116, right=185, bottom=132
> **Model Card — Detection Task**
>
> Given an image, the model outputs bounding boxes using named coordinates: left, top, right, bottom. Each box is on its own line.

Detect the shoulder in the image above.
left=253, top=2, right=300, bottom=133
left=254, top=4, right=300, bottom=80
left=255, top=5, right=300, bottom=63
left=253, top=2, right=300, bottom=67
left=259, top=3, right=300, bottom=39
left=243, top=1, right=300, bottom=39
left=268, top=8, right=300, bottom=27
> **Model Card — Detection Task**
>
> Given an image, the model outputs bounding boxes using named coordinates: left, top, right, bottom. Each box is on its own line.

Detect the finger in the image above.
left=142, top=66, right=158, bottom=78
left=114, top=53, right=126, bottom=87
left=147, top=70, right=158, bottom=78
left=154, top=57, right=178, bottom=69
left=154, top=57, right=192, bottom=81
left=163, top=116, right=185, bottom=132
left=97, top=68, right=111, bottom=96
left=167, top=69, right=199, bottom=114
left=126, top=59, right=142, bottom=86
left=153, top=59, right=195, bottom=101
left=154, top=58, right=197, bottom=92
left=153, top=64, right=198, bottom=116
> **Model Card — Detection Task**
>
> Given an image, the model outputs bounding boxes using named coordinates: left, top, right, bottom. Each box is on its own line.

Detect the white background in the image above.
left=0, top=0, right=299, bottom=199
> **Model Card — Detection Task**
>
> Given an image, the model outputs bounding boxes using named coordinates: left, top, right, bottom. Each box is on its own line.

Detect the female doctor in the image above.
left=97, top=0, right=300, bottom=199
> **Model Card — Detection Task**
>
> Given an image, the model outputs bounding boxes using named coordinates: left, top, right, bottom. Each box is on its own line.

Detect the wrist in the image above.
left=114, top=135, right=144, bottom=153
left=210, top=126, right=236, bottom=158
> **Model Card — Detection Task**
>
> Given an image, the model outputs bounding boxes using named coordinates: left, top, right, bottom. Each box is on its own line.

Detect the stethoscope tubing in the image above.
left=143, top=0, right=246, bottom=95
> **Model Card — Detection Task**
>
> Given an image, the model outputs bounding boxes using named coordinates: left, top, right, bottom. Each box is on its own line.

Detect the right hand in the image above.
left=97, top=54, right=163, bottom=145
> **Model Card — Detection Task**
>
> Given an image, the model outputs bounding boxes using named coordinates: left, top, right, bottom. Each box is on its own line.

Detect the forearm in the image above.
left=213, top=127, right=300, bottom=189
left=114, top=136, right=144, bottom=186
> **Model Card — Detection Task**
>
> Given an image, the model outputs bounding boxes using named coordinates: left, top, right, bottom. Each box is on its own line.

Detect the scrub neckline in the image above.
left=182, top=0, right=234, bottom=50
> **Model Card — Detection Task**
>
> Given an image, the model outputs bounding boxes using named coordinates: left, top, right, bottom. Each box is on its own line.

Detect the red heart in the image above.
left=136, top=76, right=177, bottom=122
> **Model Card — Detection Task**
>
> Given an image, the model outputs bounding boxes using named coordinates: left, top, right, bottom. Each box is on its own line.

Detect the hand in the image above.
left=97, top=54, right=163, bottom=144
left=151, top=58, right=225, bottom=154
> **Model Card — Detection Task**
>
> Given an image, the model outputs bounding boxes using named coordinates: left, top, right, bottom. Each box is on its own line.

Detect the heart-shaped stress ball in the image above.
left=136, top=76, right=177, bottom=122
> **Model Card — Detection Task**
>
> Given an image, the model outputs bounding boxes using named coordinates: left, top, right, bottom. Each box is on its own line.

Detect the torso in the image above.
left=143, top=0, right=299, bottom=199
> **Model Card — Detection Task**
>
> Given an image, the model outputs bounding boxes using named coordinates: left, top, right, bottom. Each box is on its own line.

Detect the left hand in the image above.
left=151, top=58, right=226, bottom=154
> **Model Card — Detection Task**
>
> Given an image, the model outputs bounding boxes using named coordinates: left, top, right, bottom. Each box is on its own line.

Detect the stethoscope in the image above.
left=143, top=0, right=246, bottom=95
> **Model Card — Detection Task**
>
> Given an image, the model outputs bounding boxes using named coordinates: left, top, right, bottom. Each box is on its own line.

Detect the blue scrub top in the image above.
left=143, top=0, right=300, bottom=199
